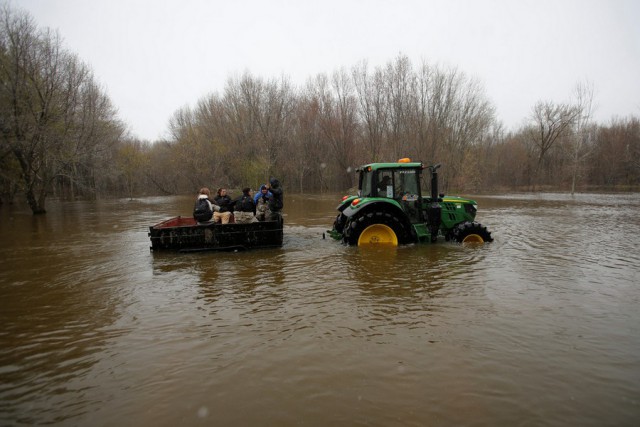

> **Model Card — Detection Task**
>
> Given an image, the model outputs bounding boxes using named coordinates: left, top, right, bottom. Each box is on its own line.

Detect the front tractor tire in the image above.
left=453, top=221, right=493, bottom=244
left=344, top=212, right=408, bottom=246
left=333, top=213, right=347, bottom=234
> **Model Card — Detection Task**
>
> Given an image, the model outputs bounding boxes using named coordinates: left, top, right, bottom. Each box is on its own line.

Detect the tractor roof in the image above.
left=357, top=159, right=424, bottom=171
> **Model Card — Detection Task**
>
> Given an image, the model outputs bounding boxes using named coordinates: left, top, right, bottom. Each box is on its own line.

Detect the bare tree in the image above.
left=193, top=95, right=233, bottom=183
left=221, top=73, right=296, bottom=185
left=408, top=61, right=435, bottom=162
left=589, top=117, right=640, bottom=187
left=383, top=54, right=414, bottom=160
left=0, top=7, right=49, bottom=212
left=0, top=4, right=122, bottom=212
left=311, top=70, right=359, bottom=189
left=252, top=75, right=296, bottom=179
left=567, top=81, right=596, bottom=194
left=444, top=73, right=495, bottom=188
left=168, top=105, right=222, bottom=189
left=526, top=100, right=580, bottom=188
left=142, top=140, right=180, bottom=195
left=352, top=60, right=387, bottom=161
left=287, top=90, right=328, bottom=192
left=115, top=139, right=149, bottom=199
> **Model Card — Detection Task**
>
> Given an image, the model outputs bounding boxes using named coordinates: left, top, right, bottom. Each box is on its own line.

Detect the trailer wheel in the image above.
left=453, top=221, right=493, bottom=244
left=346, top=212, right=407, bottom=246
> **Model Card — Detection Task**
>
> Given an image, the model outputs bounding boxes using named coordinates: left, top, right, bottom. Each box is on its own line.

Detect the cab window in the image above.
left=376, top=171, right=394, bottom=197
left=394, top=169, right=419, bottom=199
left=360, top=170, right=373, bottom=197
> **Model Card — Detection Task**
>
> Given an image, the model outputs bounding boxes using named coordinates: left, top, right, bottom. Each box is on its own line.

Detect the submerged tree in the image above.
left=0, top=4, right=123, bottom=213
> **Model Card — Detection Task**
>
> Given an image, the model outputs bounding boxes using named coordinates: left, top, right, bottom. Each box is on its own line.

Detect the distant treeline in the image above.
left=1, top=4, right=639, bottom=214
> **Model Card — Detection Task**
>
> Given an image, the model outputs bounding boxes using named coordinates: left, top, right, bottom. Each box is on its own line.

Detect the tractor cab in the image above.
left=358, top=159, right=424, bottom=224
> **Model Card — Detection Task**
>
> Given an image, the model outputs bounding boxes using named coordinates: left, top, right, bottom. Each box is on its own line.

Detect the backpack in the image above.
left=193, top=197, right=213, bottom=222
left=238, top=195, right=254, bottom=212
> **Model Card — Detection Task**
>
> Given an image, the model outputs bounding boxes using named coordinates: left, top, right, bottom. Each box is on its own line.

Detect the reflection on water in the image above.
left=1, top=193, right=639, bottom=426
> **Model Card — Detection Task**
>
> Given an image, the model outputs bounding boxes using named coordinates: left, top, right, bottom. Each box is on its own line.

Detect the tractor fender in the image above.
left=336, top=196, right=358, bottom=212
left=342, top=198, right=404, bottom=218
left=344, top=199, right=414, bottom=233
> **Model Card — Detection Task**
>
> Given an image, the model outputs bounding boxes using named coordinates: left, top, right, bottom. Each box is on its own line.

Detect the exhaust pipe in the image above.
left=430, top=163, right=441, bottom=200
left=427, top=164, right=442, bottom=242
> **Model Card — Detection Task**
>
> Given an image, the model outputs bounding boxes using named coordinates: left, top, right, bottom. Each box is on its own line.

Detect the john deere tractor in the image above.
left=328, top=158, right=493, bottom=246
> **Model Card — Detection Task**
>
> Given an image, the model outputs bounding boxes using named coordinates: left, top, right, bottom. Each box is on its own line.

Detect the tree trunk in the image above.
left=25, top=187, right=46, bottom=214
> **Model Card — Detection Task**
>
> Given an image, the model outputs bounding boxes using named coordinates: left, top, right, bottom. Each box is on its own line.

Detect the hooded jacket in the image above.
left=253, top=184, right=272, bottom=204
left=193, top=194, right=214, bottom=222
left=267, top=178, right=283, bottom=211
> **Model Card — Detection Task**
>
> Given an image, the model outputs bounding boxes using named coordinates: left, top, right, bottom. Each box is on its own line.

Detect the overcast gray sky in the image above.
left=14, top=0, right=640, bottom=141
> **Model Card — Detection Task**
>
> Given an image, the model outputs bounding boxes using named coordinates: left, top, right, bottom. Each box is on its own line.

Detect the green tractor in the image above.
left=328, top=158, right=493, bottom=246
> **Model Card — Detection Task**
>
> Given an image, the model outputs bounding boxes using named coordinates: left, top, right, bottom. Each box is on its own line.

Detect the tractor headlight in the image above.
left=464, top=203, right=477, bottom=214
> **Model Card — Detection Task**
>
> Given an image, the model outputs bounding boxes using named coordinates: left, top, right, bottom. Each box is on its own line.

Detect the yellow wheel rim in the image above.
left=358, top=224, right=398, bottom=246
left=462, top=233, right=484, bottom=244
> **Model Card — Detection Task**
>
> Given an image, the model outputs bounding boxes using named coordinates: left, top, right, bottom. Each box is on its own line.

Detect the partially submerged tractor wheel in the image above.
left=453, top=221, right=493, bottom=244
left=333, top=213, right=347, bottom=234
left=358, top=223, right=398, bottom=246
left=345, top=212, right=407, bottom=246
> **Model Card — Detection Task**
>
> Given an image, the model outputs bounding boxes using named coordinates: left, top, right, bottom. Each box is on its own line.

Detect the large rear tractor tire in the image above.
left=344, top=212, right=408, bottom=246
left=453, top=221, right=493, bottom=244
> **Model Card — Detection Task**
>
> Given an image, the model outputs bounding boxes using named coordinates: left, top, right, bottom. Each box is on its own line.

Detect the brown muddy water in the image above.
left=1, top=192, right=639, bottom=426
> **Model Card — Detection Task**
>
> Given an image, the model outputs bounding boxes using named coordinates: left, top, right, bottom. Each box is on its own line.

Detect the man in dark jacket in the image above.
left=213, top=188, right=233, bottom=224
left=265, top=177, right=283, bottom=221
left=233, top=187, right=258, bottom=223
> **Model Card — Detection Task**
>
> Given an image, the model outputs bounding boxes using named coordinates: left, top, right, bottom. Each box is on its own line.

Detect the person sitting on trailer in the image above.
left=193, top=187, right=217, bottom=223
left=233, top=187, right=258, bottom=223
left=213, top=188, right=233, bottom=224
left=254, top=184, right=271, bottom=221
left=254, top=184, right=272, bottom=204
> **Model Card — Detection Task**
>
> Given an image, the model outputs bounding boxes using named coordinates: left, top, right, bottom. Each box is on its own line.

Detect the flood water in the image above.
left=1, top=192, right=639, bottom=426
